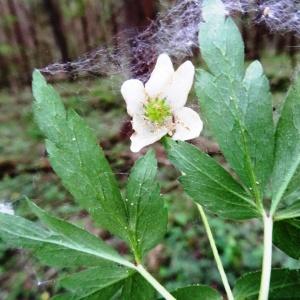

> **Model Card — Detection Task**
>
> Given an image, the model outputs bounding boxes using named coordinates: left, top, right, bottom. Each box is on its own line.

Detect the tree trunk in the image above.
left=7, top=0, right=34, bottom=84
left=123, top=0, right=158, bottom=79
left=124, top=0, right=157, bottom=29
left=43, top=0, right=70, bottom=63
left=288, top=33, right=297, bottom=68
left=0, top=0, right=24, bottom=91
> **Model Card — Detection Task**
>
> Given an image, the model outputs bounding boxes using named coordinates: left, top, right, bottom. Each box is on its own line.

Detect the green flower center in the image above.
left=144, top=98, right=172, bottom=125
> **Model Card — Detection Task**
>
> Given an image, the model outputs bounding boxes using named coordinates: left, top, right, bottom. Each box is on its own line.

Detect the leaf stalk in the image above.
left=258, top=211, right=273, bottom=300
left=197, top=204, right=234, bottom=300
left=135, top=264, right=176, bottom=300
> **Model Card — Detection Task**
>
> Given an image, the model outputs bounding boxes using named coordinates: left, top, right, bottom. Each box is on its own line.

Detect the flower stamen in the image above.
left=144, top=98, right=172, bottom=125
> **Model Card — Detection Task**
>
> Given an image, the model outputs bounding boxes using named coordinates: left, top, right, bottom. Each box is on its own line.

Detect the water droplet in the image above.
left=125, top=198, right=128, bottom=202
left=130, top=202, right=134, bottom=206
left=256, top=181, right=260, bottom=185
left=182, top=172, right=186, bottom=176
left=124, top=226, right=128, bottom=230
left=72, top=137, right=76, bottom=141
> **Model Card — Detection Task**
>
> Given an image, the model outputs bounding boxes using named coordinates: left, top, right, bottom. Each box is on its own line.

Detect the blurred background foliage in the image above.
left=1, top=0, right=300, bottom=299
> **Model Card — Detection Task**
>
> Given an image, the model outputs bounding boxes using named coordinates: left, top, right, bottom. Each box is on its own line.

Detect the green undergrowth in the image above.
left=1, top=54, right=300, bottom=299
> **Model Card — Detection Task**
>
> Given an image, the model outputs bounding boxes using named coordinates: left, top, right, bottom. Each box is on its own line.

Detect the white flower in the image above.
left=121, top=53, right=203, bottom=152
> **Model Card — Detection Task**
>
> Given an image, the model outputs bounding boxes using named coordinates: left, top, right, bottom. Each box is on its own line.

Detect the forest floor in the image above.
left=1, top=52, right=300, bottom=300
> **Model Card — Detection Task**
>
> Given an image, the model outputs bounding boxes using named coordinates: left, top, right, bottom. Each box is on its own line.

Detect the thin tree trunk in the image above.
left=81, top=15, right=90, bottom=51
left=7, top=0, right=33, bottom=84
left=43, top=0, right=70, bottom=62
left=0, top=26, right=11, bottom=88
left=0, top=0, right=23, bottom=91
left=24, top=1, right=41, bottom=68
left=251, top=25, right=262, bottom=60
left=123, top=0, right=158, bottom=79
left=124, top=0, right=156, bottom=29
left=289, top=33, right=297, bottom=68
left=276, top=35, right=287, bottom=55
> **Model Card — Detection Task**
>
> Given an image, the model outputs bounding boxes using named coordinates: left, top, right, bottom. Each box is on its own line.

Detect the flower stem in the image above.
left=258, top=211, right=273, bottom=300
left=197, top=204, right=234, bottom=300
left=135, top=264, right=176, bottom=300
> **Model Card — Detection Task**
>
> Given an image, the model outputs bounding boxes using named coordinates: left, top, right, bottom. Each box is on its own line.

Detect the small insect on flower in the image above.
left=121, top=53, right=203, bottom=152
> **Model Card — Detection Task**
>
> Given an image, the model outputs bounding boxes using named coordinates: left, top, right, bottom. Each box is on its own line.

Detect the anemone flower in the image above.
left=121, top=53, right=203, bottom=152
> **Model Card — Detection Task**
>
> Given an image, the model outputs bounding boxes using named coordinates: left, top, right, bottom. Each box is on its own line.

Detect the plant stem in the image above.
left=197, top=204, right=234, bottom=300
left=135, top=264, right=176, bottom=300
left=258, top=211, right=273, bottom=300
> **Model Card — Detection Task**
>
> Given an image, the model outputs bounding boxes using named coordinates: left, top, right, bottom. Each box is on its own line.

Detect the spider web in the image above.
left=40, top=0, right=300, bottom=82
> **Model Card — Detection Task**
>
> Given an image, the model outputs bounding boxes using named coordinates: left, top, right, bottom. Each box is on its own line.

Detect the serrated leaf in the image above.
left=66, top=283, right=122, bottom=300
left=275, top=167, right=300, bottom=215
left=197, top=0, right=274, bottom=201
left=273, top=219, right=300, bottom=259
left=54, top=284, right=122, bottom=300
left=271, top=77, right=300, bottom=214
left=51, top=293, right=73, bottom=300
left=32, top=70, right=128, bottom=241
left=122, top=273, right=156, bottom=300
left=0, top=203, right=134, bottom=268
left=200, top=0, right=244, bottom=79
left=60, top=266, right=155, bottom=300
left=158, top=285, right=221, bottom=300
left=275, top=200, right=300, bottom=221
left=164, top=139, right=259, bottom=220
left=59, top=264, right=131, bottom=300
left=281, top=166, right=300, bottom=202
left=32, top=70, right=66, bottom=144
left=27, top=200, right=132, bottom=266
left=125, top=150, right=167, bottom=260
left=233, top=269, right=300, bottom=299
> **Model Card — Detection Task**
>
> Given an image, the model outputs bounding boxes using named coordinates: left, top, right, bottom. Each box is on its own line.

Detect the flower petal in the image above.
left=165, top=61, right=195, bottom=109
left=130, top=115, right=168, bottom=152
left=172, top=107, right=203, bottom=141
left=121, top=79, right=147, bottom=116
left=145, top=53, right=174, bottom=99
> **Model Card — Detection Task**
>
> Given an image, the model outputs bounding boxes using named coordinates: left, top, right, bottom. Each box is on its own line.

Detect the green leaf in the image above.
left=168, top=285, right=222, bottom=300
left=275, top=200, right=300, bottom=221
left=51, top=293, right=74, bottom=300
left=233, top=269, right=300, bottom=299
left=200, top=0, right=244, bottom=79
left=59, top=264, right=131, bottom=300
left=197, top=0, right=274, bottom=201
left=0, top=204, right=134, bottom=268
left=59, top=263, right=155, bottom=300
left=28, top=200, right=132, bottom=266
left=32, top=70, right=66, bottom=144
left=32, top=70, right=128, bottom=241
left=164, top=139, right=259, bottom=220
left=125, top=150, right=167, bottom=260
left=63, top=283, right=122, bottom=300
left=271, top=76, right=300, bottom=214
left=275, top=168, right=300, bottom=217
left=273, top=219, right=300, bottom=259
left=281, top=166, right=300, bottom=203
left=274, top=167, right=300, bottom=212
left=121, top=273, right=156, bottom=300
